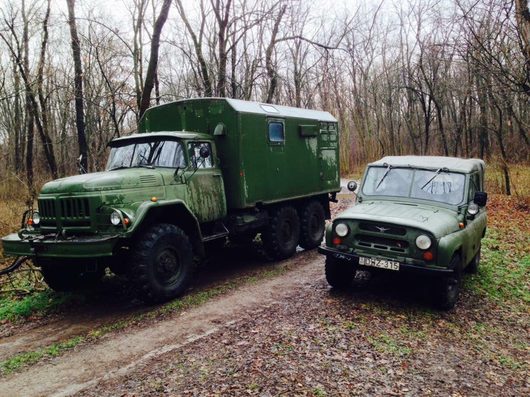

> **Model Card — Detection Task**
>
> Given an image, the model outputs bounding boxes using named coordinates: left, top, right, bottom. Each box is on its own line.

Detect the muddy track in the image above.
left=0, top=250, right=324, bottom=397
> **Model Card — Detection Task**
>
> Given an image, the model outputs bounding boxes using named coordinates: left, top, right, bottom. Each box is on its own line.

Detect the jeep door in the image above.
left=463, top=172, right=487, bottom=264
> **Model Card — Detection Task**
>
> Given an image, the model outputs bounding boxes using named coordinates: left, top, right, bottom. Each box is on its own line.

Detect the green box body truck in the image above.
left=2, top=98, right=340, bottom=302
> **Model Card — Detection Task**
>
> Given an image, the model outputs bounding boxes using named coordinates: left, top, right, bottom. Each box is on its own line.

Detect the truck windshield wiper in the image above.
left=375, top=164, right=392, bottom=190
left=421, top=167, right=448, bottom=190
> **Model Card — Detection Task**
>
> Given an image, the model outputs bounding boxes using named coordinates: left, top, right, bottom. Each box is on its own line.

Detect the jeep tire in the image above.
left=131, top=223, right=194, bottom=303
left=38, top=259, right=104, bottom=292
left=325, top=256, right=354, bottom=289
left=299, top=200, right=326, bottom=250
left=434, top=254, right=462, bottom=310
left=262, top=206, right=300, bottom=260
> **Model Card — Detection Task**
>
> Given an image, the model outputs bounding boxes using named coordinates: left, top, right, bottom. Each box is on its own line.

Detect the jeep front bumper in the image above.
left=318, top=245, right=454, bottom=276
left=1, top=232, right=121, bottom=259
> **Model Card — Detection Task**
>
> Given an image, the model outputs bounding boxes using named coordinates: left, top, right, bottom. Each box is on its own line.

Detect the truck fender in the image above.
left=437, top=232, right=463, bottom=269
left=129, top=200, right=205, bottom=258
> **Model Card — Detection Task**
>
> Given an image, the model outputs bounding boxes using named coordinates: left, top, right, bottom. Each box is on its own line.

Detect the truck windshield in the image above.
left=106, top=139, right=186, bottom=170
left=362, top=167, right=466, bottom=205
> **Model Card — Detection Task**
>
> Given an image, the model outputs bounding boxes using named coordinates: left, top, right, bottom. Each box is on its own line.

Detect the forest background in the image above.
left=0, top=0, right=529, bottom=201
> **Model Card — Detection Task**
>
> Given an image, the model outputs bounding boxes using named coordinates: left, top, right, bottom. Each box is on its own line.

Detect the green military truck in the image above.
left=319, top=156, right=487, bottom=309
left=2, top=98, right=340, bottom=302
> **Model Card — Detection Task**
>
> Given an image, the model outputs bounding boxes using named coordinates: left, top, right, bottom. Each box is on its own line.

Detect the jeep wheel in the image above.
left=262, top=206, right=300, bottom=260
left=299, top=200, right=325, bottom=250
left=37, top=259, right=104, bottom=292
left=466, top=246, right=481, bottom=274
left=131, top=223, right=194, bottom=303
left=434, top=254, right=462, bottom=310
left=325, top=256, right=354, bottom=289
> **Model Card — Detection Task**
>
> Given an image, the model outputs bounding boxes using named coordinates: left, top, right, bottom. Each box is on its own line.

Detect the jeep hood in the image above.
left=40, top=169, right=164, bottom=193
left=337, top=201, right=459, bottom=238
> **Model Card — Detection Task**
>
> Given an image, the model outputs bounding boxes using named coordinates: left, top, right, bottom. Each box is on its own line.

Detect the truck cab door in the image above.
left=185, top=141, right=227, bottom=223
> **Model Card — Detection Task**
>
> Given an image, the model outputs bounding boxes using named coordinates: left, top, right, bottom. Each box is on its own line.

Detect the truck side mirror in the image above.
left=199, top=146, right=210, bottom=159
left=347, top=181, right=358, bottom=192
left=473, top=191, right=487, bottom=207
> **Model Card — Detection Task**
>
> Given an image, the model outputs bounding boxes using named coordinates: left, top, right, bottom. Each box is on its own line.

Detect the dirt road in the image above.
left=0, top=251, right=325, bottom=397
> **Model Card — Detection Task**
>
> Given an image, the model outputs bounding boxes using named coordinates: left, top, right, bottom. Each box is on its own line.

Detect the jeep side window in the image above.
left=188, top=142, right=213, bottom=169
left=469, top=173, right=480, bottom=202
left=268, top=121, right=285, bottom=143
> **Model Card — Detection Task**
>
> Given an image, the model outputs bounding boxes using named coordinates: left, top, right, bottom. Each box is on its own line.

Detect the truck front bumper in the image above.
left=1, top=232, right=121, bottom=259
left=318, top=245, right=454, bottom=276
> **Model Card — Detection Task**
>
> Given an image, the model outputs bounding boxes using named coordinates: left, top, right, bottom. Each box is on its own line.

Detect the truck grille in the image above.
left=356, top=234, right=409, bottom=253
left=38, top=197, right=92, bottom=227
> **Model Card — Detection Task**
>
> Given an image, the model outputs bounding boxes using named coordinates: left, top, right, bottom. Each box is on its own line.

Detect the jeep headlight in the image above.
left=334, top=222, right=349, bottom=237
left=415, top=234, right=432, bottom=250
left=32, top=211, right=41, bottom=226
left=110, top=211, right=121, bottom=226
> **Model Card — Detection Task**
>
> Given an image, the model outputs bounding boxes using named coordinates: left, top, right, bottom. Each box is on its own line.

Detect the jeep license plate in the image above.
left=358, top=256, right=400, bottom=271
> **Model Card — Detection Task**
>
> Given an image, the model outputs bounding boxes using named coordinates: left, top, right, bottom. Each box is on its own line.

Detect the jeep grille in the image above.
left=356, top=234, right=409, bottom=253
left=359, top=222, right=407, bottom=236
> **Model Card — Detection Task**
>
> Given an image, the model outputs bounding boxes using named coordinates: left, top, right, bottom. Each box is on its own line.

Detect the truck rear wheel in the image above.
left=325, top=256, right=354, bottom=289
left=299, top=200, right=325, bottom=250
left=38, top=259, right=104, bottom=292
left=130, top=223, right=194, bottom=303
left=262, top=206, right=300, bottom=260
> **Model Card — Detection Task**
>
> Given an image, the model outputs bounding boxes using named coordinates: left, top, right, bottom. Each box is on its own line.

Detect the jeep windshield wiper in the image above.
left=375, top=164, right=392, bottom=190
left=421, top=167, right=448, bottom=190
left=109, top=166, right=130, bottom=171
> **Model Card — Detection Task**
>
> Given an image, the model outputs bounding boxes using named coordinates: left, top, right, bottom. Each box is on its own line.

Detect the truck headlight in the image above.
left=415, top=234, right=432, bottom=250
left=110, top=211, right=121, bottom=226
left=334, top=222, right=349, bottom=237
left=32, top=211, right=41, bottom=225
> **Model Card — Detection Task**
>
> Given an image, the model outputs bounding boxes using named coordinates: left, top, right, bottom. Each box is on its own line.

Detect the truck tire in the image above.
left=262, top=206, right=300, bottom=260
left=130, top=223, right=194, bottom=303
left=466, top=245, right=481, bottom=274
left=299, top=200, right=325, bottom=250
left=325, top=256, right=354, bottom=289
left=38, top=259, right=104, bottom=292
left=434, top=254, right=462, bottom=310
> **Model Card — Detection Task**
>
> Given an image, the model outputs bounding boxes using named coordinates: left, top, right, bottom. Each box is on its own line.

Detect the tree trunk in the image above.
left=66, top=0, right=88, bottom=173
left=138, top=0, right=172, bottom=119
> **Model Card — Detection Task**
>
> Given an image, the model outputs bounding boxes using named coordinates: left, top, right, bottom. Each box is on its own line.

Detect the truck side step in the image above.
left=201, top=222, right=230, bottom=242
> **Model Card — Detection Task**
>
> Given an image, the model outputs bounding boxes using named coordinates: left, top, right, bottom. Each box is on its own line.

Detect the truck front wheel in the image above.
left=325, top=256, right=354, bottom=289
left=130, top=223, right=194, bottom=303
left=38, top=259, right=104, bottom=292
left=262, top=206, right=300, bottom=260
left=299, top=200, right=325, bottom=250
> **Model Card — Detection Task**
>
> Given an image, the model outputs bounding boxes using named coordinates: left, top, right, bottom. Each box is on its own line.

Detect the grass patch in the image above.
left=465, top=229, right=530, bottom=310
left=1, top=336, right=85, bottom=374
left=0, top=290, right=76, bottom=322
left=368, top=333, right=411, bottom=356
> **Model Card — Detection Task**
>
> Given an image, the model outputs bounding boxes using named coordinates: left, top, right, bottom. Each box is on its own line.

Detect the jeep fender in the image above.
left=127, top=199, right=205, bottom=258
left=437, top=232, right=463, bottom=269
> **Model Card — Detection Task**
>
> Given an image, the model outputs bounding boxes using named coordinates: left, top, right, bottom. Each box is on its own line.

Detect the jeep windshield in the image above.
left=106, top=139, right=186, bottom=170
left=362, top=166, right=466, bottom=205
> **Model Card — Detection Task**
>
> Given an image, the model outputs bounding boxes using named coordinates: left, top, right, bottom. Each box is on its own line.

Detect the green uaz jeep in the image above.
left=318, top=156, right=487, bottom=309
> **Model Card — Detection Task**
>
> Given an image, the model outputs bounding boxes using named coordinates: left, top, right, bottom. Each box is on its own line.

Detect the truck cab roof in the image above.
left=110, top=131, right=212, bottom=145
left=369, top=156, right=485, bottom=174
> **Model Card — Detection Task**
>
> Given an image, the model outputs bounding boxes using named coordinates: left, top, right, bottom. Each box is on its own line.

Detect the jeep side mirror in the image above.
left=347, top=181, right=358, bottom=192
left=199, top=146, right=210, bottom=159
left=474, top=191, right=488, bottom=207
